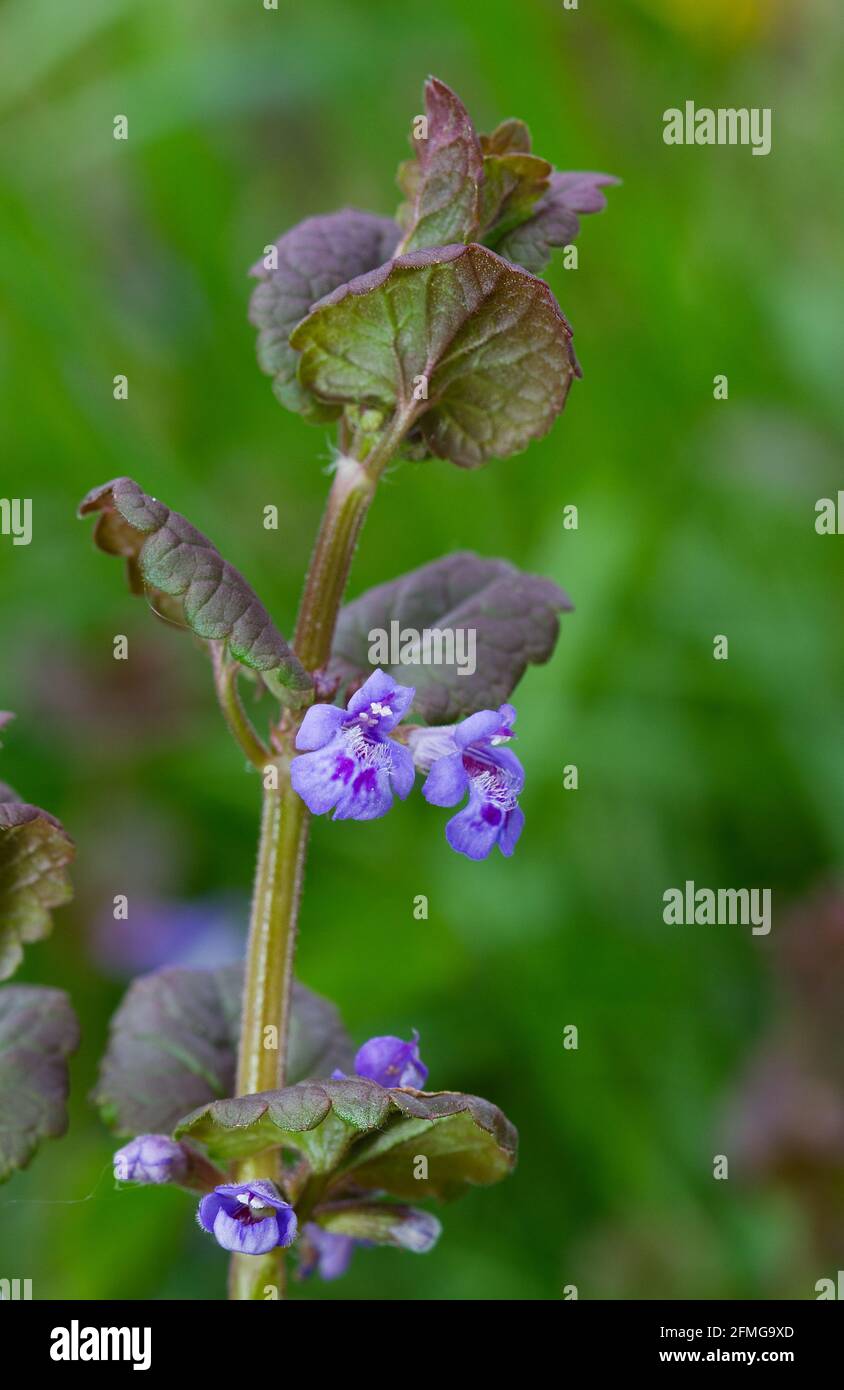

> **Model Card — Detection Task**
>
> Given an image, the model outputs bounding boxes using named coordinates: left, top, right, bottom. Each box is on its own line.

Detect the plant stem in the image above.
left=293, top=457, right=375, bottom=672
left=211, top=641, right=270, bottom=770
left=294, top=407, right=417, bottom=673
left=229, top=777, right=308, bottom=1301
left=236, top=777, right=309, bottom=1099
left=228, top=413, right=413, bottom=1301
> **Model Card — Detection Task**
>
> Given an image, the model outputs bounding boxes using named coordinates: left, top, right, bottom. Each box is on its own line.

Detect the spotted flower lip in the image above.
left=197, top=1179, right=297, bottom=1256
left=114, top=1134, right=189, bottom=1186
left=418, top=703, right=525, bottom=861
left=290, top=668, right=416, bottom=821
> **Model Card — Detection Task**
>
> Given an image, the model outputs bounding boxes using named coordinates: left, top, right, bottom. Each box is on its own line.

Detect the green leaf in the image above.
left=290, top=242, right=578, bottom=468
left=175, top=1081, right=517, bottom=1202
left=341, top=1090, right=518, bottom=1201
left=329, top=551, right=572, bottom=723
left=79, top=477, right=313, bottom=706
left=0, top=795, right=74, bottom=981
left=94, top=966, right=352, bottom=1137
left=0, top=986, right=80, bottom=1182
left=478, top=153, right=551, bottom=244
left=313, top=1202, right=442, bottom=1252
left=248, top=208, right=400, bottom=421
left=176, top=1077, right=389, bottom=1169
left=396, top=76, right=483, bottom=253
left=479, top=119, right=533, bottom=156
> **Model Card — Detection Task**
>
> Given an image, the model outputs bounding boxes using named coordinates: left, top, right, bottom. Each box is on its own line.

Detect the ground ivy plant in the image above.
left=1, top=77, right=616, bottom=1299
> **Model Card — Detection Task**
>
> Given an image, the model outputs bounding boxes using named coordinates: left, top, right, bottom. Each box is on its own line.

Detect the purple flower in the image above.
left=91, top=894, right=244, bottom=980
left=114, top=1135, right=190, bottom=1186
left=197, top=1179, right=297, bottom=1255
left=299, top=1207, right=441, bottom=1280
left=290, top=669, right=415, bottom=821
left=353, top=1031, right=429, bottom=1088
left=417, top=703, right=525, bottom=860
left=299, top=1223, right=357, bottom=1281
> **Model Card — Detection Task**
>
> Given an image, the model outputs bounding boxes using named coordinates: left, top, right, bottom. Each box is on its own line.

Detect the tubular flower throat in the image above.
left=417, top=703, right=525, bottom=860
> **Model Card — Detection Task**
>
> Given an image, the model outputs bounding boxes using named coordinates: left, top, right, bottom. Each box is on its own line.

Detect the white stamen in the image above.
left=236, top=1192, right=250, bottom=1204
left=473, top=768, right=518, bottom=811
left=249, top=1196, right=266, bottom=1210
left=344, top=724, right=392, bottom=769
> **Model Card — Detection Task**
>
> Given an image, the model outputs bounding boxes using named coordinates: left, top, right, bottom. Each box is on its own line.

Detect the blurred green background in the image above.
left=1, top=0, right=843, bottom=1300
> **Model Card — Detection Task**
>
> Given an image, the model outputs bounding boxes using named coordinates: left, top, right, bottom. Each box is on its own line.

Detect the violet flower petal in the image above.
left=295, top=703, right=345, bottom=751
left=355, top=1032, right=428, bottom=1089
left=388, top=741, right=416, bottom=800
left=498, top=804, right=525, bottom=857
left=446, top=791, right=508, bottom=861
left=346, top=669, right=415, bottom=731
left=422, top=752, right=468, bottom=807
left=212, top=1208, right=282, bottom=1255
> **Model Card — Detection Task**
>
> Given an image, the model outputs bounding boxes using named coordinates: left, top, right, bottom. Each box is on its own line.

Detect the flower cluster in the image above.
left=113, top=1033, right=437, bottom=1277
left=290, top=670, right=525, bottom=861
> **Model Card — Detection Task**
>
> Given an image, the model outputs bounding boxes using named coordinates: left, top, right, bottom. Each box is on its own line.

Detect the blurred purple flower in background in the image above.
left=89, top=894, right=245, bottom=979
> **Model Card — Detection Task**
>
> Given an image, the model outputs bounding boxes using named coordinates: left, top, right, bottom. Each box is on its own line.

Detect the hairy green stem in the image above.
left=229, top=778, right=308, bottom=1300
left=236, top=778, right=310, bottom=1098
left=228, top=414, right=413, bottom=1301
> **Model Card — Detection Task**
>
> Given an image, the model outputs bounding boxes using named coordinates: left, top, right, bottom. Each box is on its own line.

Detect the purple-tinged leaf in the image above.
left=0, top=986, right=80, bottom=1181
left=94, top=966, right=352, bottom=1137
left=329, top=551, right=572, bottom=723
left=0, top=793, right=74, bottom=981
left=478, top=152, right=552, bottom=243
left=496, top=169, right=620, bottom=274
left=79, top=478, right=313, bottom=706
left=175, top=1080, right=517, bottom=1200
left=249, top=209, right=400, bottom=421
left=396, top=77, right=484, bottom=253
left=291, top=242, right=578, bottom=468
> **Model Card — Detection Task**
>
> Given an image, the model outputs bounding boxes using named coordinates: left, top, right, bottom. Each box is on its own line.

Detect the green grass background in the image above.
left=1, top=0, right=843, bottom=1299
